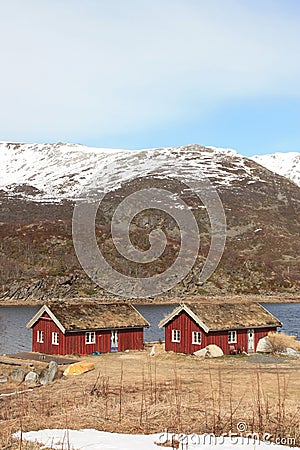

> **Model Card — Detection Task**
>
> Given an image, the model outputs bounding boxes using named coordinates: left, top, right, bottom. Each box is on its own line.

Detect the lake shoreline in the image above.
left=0, top=293, right=300, bottom=307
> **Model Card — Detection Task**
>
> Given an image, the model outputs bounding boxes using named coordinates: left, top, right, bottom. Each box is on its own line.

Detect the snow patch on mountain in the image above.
left=0, top=142, right=262, bottom=201
left=252, top=152, right=300, bottom=187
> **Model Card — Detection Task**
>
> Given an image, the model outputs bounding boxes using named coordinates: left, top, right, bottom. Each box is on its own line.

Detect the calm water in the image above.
left=0, top=306, right=39, bottom=355
left=0, top=303, right=299, bottom=355
left=134, top=304, right=177, bottom=342
left=261, top=303, right=300, bottom=338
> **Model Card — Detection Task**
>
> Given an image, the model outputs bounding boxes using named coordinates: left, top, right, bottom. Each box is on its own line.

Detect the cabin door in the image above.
left=247, top=329, right=255, bottom=352
left=111, top=330, right=119, bottom=352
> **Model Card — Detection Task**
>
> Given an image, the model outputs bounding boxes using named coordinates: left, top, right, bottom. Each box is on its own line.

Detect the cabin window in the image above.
left=192, top=331, right=201, bottom=345
left=52, top=332, right=59, bottom=345
left=172, top=329, right=181, bottom=343
left=37, top=330, right=44, bottom=343
left=228, top=330, right=237, bottom=343
left=86, top=331, right=96, bottom=344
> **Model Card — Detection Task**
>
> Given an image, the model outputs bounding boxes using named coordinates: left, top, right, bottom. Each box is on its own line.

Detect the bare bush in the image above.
left=268, top=332, right=300, bottom=353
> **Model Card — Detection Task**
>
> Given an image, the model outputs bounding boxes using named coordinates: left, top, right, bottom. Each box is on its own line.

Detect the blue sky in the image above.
left=0, top=0, right=299, bottom=156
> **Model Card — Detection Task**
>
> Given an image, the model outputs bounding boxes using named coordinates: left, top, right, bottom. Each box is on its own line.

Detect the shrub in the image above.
left=268, top=331, right=300, bottom=353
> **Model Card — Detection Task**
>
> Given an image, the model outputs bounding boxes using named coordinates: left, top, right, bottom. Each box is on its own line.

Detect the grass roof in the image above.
left=47, top=302, right=149, bottom=331
left=159, top=302, right=282, bottom=331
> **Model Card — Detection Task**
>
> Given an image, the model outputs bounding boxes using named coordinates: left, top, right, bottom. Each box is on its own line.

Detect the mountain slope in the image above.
left=252, top=152, right=300, bottom=187
left=0, top=142, right=300, bottom=300
left=0, top=142, right=264, bottom=200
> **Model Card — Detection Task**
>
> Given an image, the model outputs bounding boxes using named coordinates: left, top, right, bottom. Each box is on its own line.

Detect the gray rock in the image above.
left=24, top=371, right=40, bottom=386
left=40, top=361, right=58, bottom=385
left=283, top=347, right=298, bottom=355
left=0, top=376, right=8, bottom=383
left=10, top=368, right=26, bottom=383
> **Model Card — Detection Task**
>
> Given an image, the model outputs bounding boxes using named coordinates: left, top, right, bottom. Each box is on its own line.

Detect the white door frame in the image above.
left=247, top=329, right=255, bottom=352
left=110, top=330, right=119, bottom=352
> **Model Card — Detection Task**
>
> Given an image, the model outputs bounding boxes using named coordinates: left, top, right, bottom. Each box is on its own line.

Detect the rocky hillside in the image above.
left=1, top=142, right=300, bottom=301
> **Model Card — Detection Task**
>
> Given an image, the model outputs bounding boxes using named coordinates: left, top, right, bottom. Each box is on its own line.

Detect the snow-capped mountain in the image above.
left=0, top=141, right=281, bottom=201
left=1, top=141, right=300, bottom=299
left=252, top=152, right=300, bottom=187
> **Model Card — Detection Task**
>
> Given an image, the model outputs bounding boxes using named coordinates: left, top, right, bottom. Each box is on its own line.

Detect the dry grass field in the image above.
left=1, top=346, right=299, bottom=449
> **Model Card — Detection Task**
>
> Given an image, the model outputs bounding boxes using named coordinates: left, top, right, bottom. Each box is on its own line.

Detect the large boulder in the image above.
left=257, top=336, right=273, bottom=353
left=206, top=344, right=224, bottom=358
left=40, top=361, right=58, bottom=385
left=10, top=368, right=26, bottom=383
left=193, top=348, right=208, bottom=357
left=24, top=371, right=40, bottom=386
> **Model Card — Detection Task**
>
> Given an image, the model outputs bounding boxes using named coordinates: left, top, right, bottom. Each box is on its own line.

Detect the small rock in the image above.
left=40, top=361, right=58, bottom=385
left=284, top=347, right=298, bottom=355
left=10, top=368, right=26, bottom=383
left=0, top=376, right=8, bottom=383
left=149, top=345, right=156, bottom=356
left=24, top=371, right=40, bottom=386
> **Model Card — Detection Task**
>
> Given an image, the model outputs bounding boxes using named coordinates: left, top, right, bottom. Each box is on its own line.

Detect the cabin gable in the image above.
left=32, top=312, right=66, bottom=355
left=165, top=310, right=207, bottom=354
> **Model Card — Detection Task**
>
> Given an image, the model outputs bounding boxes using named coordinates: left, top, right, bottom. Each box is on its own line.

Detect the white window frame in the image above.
left=192, top=331, right=201, bottom=345
left=85, top=331, right=96, bottom=344
left=171, top=329, right=181, bottom=343
left=52, top=332, right=59, bottom=345
left=228, top=330, right=237, bottom=344
left=37, top=330, right=44, bottom=343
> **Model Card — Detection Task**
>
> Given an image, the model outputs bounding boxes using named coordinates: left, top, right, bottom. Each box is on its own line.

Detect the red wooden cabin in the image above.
left=159, top=302, right=281, bottom=355
left=27, top=302, right=149, bottom=356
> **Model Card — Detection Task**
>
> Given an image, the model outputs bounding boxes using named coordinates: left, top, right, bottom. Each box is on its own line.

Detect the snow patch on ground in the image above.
left=13, top=429, right=299, bottom=450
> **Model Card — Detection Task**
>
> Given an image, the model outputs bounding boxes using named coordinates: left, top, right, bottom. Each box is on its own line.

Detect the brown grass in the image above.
left=0, top=436, right=43, bottom=450
left=0, top=347, right=299, bottom=448
left=268, top=332, right=300, bottom=353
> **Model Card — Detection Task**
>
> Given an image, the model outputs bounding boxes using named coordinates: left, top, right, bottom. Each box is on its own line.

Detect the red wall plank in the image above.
left=32, top=313, right=66, bottom=355
left=118, top=328, right=144, bottom=351
left=164, top=311, right=277, bottom=355
left=165, top=311, right=206, bottom=354
left=32, top=314, right=144, bottom=355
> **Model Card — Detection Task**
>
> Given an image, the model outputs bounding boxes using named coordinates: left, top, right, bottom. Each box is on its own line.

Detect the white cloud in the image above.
left=0, top=0, right=299, bottom=141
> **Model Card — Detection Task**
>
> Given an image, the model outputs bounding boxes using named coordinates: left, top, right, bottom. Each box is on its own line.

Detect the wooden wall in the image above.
left=32, top=312, right=65, bottom=355
left=164, top=311, right=277, bottom=354
left=31, top=313, right=144, bottom=355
